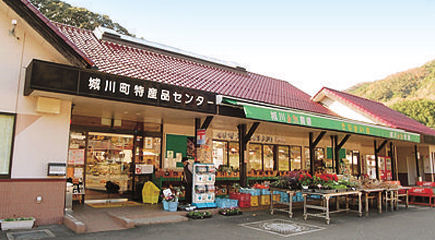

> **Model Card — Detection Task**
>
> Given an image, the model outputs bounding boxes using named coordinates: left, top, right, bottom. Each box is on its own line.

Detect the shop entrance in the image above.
left=85, top=132, right=134, bottom=200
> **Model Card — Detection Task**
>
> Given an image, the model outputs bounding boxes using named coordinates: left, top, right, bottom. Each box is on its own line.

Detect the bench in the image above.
left=408, top=187, right=434, bottom=207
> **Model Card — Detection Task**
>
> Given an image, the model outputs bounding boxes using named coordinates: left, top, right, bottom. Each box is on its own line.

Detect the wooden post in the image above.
left=374, top=140, right=379, bottom=180
left=238, top=124, right=247, bottom=187
left=414, top=145, right=420, bottom=178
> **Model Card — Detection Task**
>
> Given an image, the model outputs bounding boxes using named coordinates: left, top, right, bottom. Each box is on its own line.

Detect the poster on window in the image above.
left=144, top=137, right=153, bottom=149
left=68, top=149, right=85, bottom=165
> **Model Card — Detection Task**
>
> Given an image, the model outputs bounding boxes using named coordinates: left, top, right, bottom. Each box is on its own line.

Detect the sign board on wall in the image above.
left=47, top=163, right=67, bottom=176
left=25, top=60, right=217, bottom=114
left=135, top=164, right=154, bottom=174
left=68, top=149, right=85, bottom=165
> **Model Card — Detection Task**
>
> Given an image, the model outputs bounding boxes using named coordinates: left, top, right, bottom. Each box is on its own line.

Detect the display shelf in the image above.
left=247, top=176, right=279, bottom=181
left=216, top=177, right=240, bottom=181
left=192, top=163, right=217, bottom=209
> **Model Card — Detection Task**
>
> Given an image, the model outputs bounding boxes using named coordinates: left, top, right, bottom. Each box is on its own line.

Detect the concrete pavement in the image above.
left=1, top=206, right=434, bottom=240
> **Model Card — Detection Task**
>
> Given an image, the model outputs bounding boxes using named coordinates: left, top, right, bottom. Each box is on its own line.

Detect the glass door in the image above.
left=85, top=132, right=134, bottom=200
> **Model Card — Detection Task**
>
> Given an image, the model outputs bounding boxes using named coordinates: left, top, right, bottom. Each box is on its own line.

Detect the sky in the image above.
left=64, top=0, right=435, bottom=95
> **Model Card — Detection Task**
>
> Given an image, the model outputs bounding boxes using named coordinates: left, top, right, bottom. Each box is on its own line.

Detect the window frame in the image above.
left=0, top=112, right=17, bottom=179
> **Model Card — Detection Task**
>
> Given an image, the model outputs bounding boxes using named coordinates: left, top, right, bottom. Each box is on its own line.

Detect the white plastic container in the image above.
left=0, top=217, right=35, bottom=230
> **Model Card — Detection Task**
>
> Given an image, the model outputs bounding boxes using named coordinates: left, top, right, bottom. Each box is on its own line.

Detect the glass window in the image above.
left=278, top=146, right=289, bottom=171
left=314, top=147, right=325, bottom=170
left=248, top=144, right=262, bottom=170
left=0, top=114, right=15, bottom=176
left=263, top=145, right=274, bottom=170
left=304, top=147, right=310, bottom=170
left=142, top=137, right=161, bottom=169
left=290, top=146, right=302, bottom=170
left=212, top=141, right=227, bottom=168
left=228, top=142, right=239, bottom=170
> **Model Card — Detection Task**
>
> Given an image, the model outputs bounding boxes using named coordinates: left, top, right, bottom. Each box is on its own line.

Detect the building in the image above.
left=1, top=0, right=434, bottom=226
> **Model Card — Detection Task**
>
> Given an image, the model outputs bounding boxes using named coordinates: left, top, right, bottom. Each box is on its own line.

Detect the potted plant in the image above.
left=0, top=217, right=35, bottom=230
left=298, top=172, right=312, bottom=190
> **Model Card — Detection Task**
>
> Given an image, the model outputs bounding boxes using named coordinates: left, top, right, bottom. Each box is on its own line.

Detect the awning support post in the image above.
left=389, top=142, right=397, bottom=180
left=309, top=131, right=326, bottom=175
left=238, top=122, right=260, bottom=187
left=414, top=145, right=420, bottom=179
left=333, top=134, right=350, bottom=174
left=374, top=139, right=388, bottom=180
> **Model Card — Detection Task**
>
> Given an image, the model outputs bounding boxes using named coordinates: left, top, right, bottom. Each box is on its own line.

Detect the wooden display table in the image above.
left=303, top=190, right=362, bottom=224
left=269, top=188, right=296, bottom=218
left=360, top=188, right=383, bottom=216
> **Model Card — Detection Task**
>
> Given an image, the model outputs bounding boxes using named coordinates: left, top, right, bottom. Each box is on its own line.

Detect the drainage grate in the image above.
left=240, top=219, right=324, bottom=237
left=6, top=229, right=55, bottom=240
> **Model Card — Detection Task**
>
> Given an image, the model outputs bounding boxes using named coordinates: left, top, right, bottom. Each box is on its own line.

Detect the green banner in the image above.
left=241, top=104, right=420, bottom=143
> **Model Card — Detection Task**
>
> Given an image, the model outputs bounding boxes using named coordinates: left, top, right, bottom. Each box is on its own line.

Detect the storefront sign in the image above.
left=135, top=164, right=154, bottom=174
left=224, top=99, right=420, bottom=143
left=25, top=60, right=217, bottom=114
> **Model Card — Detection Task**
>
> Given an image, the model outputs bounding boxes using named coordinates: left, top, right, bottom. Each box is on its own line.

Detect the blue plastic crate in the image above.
left=261, top=189, right=271, bottom=195
left=308, top=194, right=322, bottom=199
left=216, top=198, right=238, bottom=208
left=279, top=192, right=289, bottom=203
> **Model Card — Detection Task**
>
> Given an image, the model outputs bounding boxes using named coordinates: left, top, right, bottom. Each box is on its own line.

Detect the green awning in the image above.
left=222, top=98, right=420, bottom=143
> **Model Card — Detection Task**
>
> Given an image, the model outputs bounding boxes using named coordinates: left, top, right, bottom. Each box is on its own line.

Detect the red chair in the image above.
left=408, top=187, right=434, bottom=207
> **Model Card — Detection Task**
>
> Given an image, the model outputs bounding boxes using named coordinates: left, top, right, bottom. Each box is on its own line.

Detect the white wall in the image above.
left=321, top=96, right=376, bottom=124
left=1, top=2, right=73, bottom=178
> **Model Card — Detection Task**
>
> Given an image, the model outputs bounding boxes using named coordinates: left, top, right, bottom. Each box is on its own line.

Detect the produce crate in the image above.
left=260, top=195, right=270, bottom=205
left=261, top=189, right=271, bottom=195
left=216, top=198, right=238, bottom=208
left=272, top=194, right=280, bottom=202
left=279, top=192, right=290, bottom=203
left=239, top=200, right=251, bottom=208
left=240, top=188, right=261, bottom=196
left=250, top=195, right=259, bottom=207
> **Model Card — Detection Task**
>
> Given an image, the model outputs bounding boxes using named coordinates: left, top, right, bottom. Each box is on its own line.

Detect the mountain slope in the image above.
left=347, top=60, right=435, bottom=129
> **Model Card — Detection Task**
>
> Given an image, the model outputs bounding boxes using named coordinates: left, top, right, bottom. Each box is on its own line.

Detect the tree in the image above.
left=391, top=100, right=435, bottom=129
left=30, top=0, right=133, bottom=36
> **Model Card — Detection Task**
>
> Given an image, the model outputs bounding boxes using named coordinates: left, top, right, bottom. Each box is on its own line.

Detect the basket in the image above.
left=168, top=201, right=179, bottom=212
left=163, top=200, right=178, bottom=211
left=279, top=192, right=290, bottom=203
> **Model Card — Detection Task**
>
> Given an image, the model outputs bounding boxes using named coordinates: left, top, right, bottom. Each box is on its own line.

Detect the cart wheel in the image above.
left=270, top=210, right=274, bottom=215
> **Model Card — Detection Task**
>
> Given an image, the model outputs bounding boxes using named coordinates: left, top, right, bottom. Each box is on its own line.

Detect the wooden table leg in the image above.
left=289, top=192, right=293, bottom=218
left=345, top=196, right=349, bottom=210
left=365, top=193, right=369, bottom=216
left=390, top=190, right=394, bottom=212
left=270, top=191, right=274, bottom=215
left=336, top=195, right=340, bottom=210
left=325, top=196, right=330, bottom=225
left=378, top=192, right=382, bottom=214
left=303, top=194, right=308, bottom=221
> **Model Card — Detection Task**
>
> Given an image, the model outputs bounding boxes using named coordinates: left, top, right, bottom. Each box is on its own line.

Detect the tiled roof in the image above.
left=53, top=22, right=336, bottom=116
left=317, top=87, right=435, bottom=136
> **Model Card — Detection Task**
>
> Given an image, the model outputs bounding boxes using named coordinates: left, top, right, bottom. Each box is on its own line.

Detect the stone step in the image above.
left=132, top=215, right=189, bottom=226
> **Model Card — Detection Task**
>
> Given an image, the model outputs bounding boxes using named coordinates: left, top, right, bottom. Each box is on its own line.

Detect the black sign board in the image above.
left=25, top=59, right=217, bottom=114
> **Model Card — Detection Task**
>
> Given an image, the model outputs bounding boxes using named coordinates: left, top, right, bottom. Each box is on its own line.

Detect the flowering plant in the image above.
left=161, top=188, right=179, bottom=202
left=298, top=172, right=312, bottom=187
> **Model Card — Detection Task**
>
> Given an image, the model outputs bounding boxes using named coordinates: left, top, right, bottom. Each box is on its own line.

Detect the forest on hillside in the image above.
left=347, top=61, right=435, bottom=129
